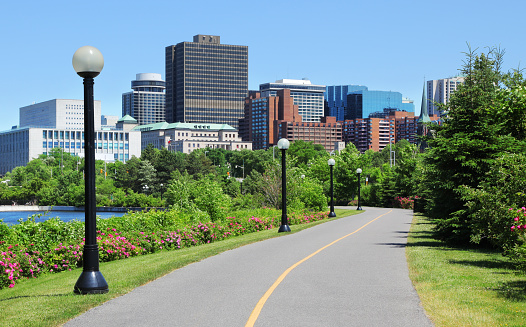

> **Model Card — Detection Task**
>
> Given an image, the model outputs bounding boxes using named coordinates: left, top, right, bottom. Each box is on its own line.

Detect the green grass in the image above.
left=407, top=214, right=526, bottom=327
left=0, top=208, right=361, bottom=327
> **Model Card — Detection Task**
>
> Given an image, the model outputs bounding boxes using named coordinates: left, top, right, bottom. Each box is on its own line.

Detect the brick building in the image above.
left=240, top=90, right=342, bottom=152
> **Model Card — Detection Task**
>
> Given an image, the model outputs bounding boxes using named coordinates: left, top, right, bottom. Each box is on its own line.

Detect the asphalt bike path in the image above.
left=65, top=207, right=433, bottom=326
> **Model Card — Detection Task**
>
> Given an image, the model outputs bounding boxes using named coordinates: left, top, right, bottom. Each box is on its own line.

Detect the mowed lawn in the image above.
left=407, top=214, right=526, bottom=327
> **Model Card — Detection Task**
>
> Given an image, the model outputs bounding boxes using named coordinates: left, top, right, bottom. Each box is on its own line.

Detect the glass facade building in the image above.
left=347, top=90, right=406, bottom=119
left=259, top=79, right=325, bottom=123
left=165, top=35, right=248, bottom=129
left=122, top=73, right=166, bottom=126
left=325, top=85, right=369, bottom=121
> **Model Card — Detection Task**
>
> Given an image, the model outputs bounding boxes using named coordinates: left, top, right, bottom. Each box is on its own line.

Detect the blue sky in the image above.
left=1, top=0, right=524, bottom=132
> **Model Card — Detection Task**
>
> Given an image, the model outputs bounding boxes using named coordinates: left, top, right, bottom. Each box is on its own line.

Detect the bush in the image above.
left=0, top=207, right=330, bottom=290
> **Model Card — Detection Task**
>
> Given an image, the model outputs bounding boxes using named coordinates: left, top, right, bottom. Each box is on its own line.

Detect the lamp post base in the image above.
left=74, top=271, right=109, bottom=294
left=329, top=211, right=336, bottom=217
left=278, top=224, right=291, bottom=233
left=356, top=206, right=363, bottom=211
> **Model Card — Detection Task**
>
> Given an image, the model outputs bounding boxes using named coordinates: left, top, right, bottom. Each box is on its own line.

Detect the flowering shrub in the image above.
left=393, top=196, right=415, bottom=210
left=507, top=207, right=526, bottom=269
left=0, top=209, right=330, bottom=290
left=510, top=207, right=526, bottom=233
left=1, top=244, right=48, bottom=289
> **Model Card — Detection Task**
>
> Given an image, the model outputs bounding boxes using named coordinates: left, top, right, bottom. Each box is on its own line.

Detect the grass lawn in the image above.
left=0, top=208, right=360, bottom=327
left=407, top=214, right=526, bottom=327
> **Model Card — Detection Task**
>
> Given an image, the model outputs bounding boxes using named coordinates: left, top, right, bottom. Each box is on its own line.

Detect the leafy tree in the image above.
left=288, top=140, right=326, bottom=168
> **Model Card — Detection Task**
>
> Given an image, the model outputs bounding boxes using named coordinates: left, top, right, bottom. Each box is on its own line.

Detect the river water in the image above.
left=0, top=211, right=126, bottom=225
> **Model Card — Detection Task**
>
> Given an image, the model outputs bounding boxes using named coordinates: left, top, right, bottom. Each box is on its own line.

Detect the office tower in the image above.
left=346, top=90, right=405, bottom=120
left=259, top=79, right=326, bottom=122
left=325, top=85, right=368, bottom=121
left=122, top=73, right=166, bottom=125
left=165, top=35, right=248, bottom=129
left=426, top=76, right=464, bottom=116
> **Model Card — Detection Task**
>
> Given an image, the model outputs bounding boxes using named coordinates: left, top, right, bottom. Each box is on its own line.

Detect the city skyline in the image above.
left=1, top=0, right=525, bottom=132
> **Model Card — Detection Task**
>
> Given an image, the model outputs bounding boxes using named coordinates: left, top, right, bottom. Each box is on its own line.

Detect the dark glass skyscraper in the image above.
left=165, top=35, right=248, bottom=129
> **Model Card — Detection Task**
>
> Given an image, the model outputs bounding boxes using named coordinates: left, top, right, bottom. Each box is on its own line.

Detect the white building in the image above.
left=0, top=100, right=141, bottom=176
left=427, top=76, right=465, bottom=116
left=122, top=73, right=166, bottom=125
left=20, top=99, right=102, bottom=130
left=134, top=122, right=252, bottom=153
left=259, top=78, right=326, bottom=122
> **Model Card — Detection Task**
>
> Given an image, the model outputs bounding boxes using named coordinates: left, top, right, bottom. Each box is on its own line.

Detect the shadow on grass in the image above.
left=498, top=280, right=526, bottom=301
left=406, top=229, right=442, bottom=248
left=449, top=258, right=516, bottom=270
left=0, top=293, right=71, bottom=302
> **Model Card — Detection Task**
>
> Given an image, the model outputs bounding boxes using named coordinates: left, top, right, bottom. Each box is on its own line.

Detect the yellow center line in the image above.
left=245, top=210, right=393, bottom=327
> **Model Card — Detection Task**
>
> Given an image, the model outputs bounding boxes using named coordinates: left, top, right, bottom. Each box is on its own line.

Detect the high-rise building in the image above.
left=239, top=89, right=300, bottom=150
left=346, top=90, right=406, bottom=120
left=241, top=89, right=342, bottom=152
left=259, top=79, right=325, bottom=122
left=426, top=76, right=464, bottom=115
left=122, top=73, right=166, bottom=125
left=165, top=35, right=248, bottom=129
left=325, top=85, right=368, bottom=121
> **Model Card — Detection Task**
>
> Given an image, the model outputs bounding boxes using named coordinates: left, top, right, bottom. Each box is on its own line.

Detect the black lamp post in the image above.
left=356, top=168, right=363, bottom=211
left=72, top=46, right=108, bottom=294
left=277, top=138, right=291, bottom=233
left=328, top=158, right=336, bottom=217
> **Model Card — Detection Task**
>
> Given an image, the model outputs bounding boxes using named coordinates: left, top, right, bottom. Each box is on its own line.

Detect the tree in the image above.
left=420, top=46, right=526, bottom=244
left=288, top=140, right=326, bottom=168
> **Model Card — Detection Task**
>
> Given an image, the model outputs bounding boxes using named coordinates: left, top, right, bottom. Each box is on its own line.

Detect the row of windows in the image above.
left=43, top=141, right=129, bottom=150
left=42, top=130, right=130, bottom=141
left=185, top=53, right=248, bottom=61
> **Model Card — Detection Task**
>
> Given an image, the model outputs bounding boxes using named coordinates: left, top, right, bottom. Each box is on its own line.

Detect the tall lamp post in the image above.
left=72, top=46, right=108, bottom=294
left=356, top=168, right=363, bottom=211
left=277, top=138, right=291, bottom=232
left=328, top=158, right=336, bottom=217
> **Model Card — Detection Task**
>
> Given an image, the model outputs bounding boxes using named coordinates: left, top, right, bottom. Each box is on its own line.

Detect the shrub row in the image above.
left=0, top=209, right=328, bottom=290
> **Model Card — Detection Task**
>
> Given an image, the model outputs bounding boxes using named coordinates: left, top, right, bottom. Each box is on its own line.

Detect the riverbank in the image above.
left=0, top=205, right=165, bottom=212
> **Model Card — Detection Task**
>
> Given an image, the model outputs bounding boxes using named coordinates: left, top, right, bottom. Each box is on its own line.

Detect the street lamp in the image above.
left=277, top=138, right=291, bottom=232
left=356, top=168, right=363, bottom=211
left=72, top=46, right=108, bottom=294
left=235, top=161, right=245, bottom=179
left=328, top=158, right=336, bottom=217
left=160, top=183, right=164, bottom=201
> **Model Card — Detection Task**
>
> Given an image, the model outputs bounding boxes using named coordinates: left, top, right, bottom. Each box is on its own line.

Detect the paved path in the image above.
left=65, top=207, right=433, bottom=326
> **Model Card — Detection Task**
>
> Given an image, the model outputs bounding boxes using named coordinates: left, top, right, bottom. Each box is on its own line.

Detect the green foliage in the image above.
left=419, top=46, right=526, bottom=245
left=192, top=175, right=231, bottom=221
left=460, top=153, right=526, bottom=249
left=287, top=140, right=326, bottom=168
left=298, top=179, right=327, bottom=212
